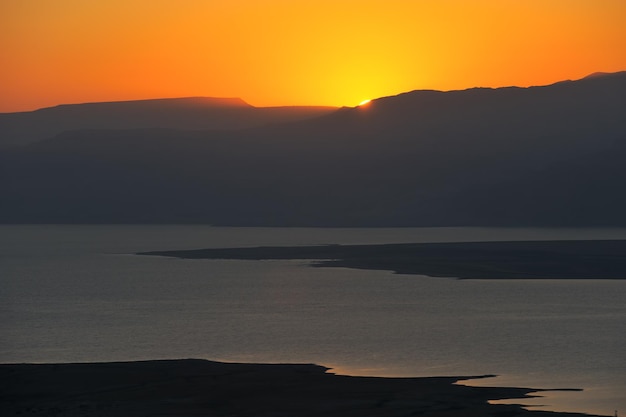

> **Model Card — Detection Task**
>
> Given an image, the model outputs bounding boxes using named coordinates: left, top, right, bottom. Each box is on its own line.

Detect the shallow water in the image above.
left=1, top=225, right=625, bottom=415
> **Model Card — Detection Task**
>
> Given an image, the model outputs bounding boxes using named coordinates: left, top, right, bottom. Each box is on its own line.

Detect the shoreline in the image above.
left=138, top=239, right=626, bottom=279
left=0, top=359, right=603, bottom=416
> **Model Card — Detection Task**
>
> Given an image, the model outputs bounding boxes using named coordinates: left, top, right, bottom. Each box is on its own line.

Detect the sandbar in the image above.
left=139, top=239, right=626, bottom=279
left=0, top=359, right=601, bottom=416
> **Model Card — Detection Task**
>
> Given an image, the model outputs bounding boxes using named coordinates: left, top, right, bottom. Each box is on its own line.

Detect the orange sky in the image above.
left=1, top=0, right=625, bottom=112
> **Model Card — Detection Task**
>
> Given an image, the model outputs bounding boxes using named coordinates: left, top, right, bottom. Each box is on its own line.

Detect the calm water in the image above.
left=1, top=225, right=625, bottom=415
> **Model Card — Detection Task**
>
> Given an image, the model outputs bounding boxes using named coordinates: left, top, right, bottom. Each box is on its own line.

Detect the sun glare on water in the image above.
left=358, top=99, right=371, bottom=106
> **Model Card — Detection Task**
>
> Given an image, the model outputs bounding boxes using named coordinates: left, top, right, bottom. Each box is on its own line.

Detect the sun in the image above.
left=358, top=99, right=371, bottom=106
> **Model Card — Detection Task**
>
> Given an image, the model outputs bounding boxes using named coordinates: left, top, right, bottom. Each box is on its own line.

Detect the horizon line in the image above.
left=3, top=70, right=624, bottom=114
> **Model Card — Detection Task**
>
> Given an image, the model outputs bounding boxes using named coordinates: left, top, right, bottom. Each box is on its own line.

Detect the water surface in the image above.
left=1, top=225, right=625, bottom=415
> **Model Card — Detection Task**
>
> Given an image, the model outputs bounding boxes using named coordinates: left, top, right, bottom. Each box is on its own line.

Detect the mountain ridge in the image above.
left=0, top=97, right=337, bottom=148
left=1, top=71, right=625, bottom=226
left=36, top=96, right=252, bottom=112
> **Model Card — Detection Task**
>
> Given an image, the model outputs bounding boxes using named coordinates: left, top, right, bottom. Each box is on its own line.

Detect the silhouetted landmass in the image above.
left=1, top=72, right=625, bottom=226
left=140, top=240, right=626, bottom=279
left=0, top=359, right=598, bottom=417
left=0, top=97, right=336, bottom=148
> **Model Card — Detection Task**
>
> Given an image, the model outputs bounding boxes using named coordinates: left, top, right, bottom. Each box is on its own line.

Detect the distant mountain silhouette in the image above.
left=583, top=71, right=614, bottom=79
left=0, top=97, right=336, bottom=148
left=1, top=71, right=625, bottom=226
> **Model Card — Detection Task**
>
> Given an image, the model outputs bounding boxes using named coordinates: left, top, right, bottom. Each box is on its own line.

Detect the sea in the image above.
left=1, top=225, right=625, bottom=415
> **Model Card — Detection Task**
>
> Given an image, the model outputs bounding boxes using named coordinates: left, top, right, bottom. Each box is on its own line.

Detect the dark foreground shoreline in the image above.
left=0, top=359, right=601, bottom=417
left=139, top=239, right=626, bottom=279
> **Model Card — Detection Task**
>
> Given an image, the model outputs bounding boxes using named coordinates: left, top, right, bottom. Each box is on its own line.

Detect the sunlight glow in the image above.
left=1, top=1, right=625, bottom=111
left=359, top=99, right=372, bottom=106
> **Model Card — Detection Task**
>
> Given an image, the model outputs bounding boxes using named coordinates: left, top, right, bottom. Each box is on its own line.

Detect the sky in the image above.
left=1, top=0, right=625, bottom=112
